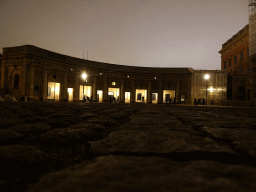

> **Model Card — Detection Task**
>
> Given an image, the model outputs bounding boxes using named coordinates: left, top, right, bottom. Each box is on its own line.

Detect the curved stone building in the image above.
left=0, top=45, right=227, bottom=105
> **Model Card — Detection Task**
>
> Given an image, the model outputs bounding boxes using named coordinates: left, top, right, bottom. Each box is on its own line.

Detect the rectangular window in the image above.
left=240, top=51, right=243, bottom=62
left=234, top=55, right=237, bottom=65
left=240, top=67, right=243, bottom=75
left=228, top=58, right=231, bottom=67
left=224, top=61, right=226, bottom=69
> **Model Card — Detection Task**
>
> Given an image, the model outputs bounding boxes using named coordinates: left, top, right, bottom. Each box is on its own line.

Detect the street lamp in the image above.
left=81, top=73, right=87, bottom=102
left=204, top=74, right=210, bottom=106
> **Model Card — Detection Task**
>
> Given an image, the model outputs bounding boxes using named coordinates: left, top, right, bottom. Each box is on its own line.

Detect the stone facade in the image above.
left=0, top=45, right=227, bottom=105
left=219, top=25, right=252, bottom=102
left=191, top=70, right=227, bottom=105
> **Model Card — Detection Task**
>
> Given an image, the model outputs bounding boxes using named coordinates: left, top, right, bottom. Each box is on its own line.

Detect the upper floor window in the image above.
left=14, top=74, right=19, bottom=89
left=240, top=51, right=244, bottom=62
left=234, top=55, right=237, bottom=65
left=240, top=67, right=243, bottom=75
left=228, top=58, right=232, bottom=67
left=223, top=61, right=226, bottom=69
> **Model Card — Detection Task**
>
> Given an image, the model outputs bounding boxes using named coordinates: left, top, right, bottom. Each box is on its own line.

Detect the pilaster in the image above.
left=93, top=77, right=97, bottom=102
left=28, top=64, right=34, bottom=99
left=42, top=68, right=48, bottom=101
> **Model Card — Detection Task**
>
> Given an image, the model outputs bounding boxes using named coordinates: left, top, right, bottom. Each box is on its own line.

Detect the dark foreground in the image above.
left=1, top=102, right=256, bottom=192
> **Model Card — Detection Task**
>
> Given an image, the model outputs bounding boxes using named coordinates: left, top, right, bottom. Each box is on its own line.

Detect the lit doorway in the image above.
left=163, top=90, right=175, bottom=103
left=48, top=82, right=60, bottom=101
left=125, top=92, right=130, bottom=103
left=108, top=88, right=120, bottom=102
left=136, top=89, right=147, bottom=103
left=97, top=90, right=103, bottom=102
left=79, top=85, right=92, bottom=101
left=152, top=93, right=158, bottom=104
left=67, top=88, right=73, bottom=102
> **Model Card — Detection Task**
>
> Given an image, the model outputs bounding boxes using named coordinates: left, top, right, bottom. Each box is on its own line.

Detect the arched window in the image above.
left=14, top=74, right=19, bottom=89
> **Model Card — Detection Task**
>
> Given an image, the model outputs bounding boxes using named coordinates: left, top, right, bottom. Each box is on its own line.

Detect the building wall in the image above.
left=191, top=70, right=227, bottom=105
left=249, top=0, right=256, bottom=56
left=219, top=24, right=250, bottom=76
left=0, top=45, right=226, bottom=104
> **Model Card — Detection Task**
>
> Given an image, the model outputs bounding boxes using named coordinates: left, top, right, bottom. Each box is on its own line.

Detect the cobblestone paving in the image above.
left=1, top=102, right=256, bottom=191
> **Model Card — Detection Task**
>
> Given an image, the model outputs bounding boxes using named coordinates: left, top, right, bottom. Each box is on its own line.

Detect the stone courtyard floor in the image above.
left=1, top=101, right=256, bottom=192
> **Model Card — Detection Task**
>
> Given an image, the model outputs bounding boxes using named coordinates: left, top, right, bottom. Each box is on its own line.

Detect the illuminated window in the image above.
left=112, top=82, right=116, bottom=85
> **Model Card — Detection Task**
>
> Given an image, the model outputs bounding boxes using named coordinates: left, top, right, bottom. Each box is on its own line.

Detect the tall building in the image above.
left=249, top=0, right=256, bottom=56
left=219, top=25, right=250, bottom=101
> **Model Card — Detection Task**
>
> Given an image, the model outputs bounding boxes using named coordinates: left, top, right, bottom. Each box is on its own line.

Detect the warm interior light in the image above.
left=82, top=73, right=87, bottom=80
left=204, top=74, right=209, bottom=80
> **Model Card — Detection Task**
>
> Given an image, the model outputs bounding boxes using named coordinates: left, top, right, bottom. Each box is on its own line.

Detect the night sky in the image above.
left=0, top=0, right=249, bottom=70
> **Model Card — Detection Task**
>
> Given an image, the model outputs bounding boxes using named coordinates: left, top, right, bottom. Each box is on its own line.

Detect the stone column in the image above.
left=42, top=68, right=48, bottom=101
left=103, top=77, right=108, bottom=102
left=131, top=79, right=135, bottom=103
left=63, top=71, right=68, bottom=101
left=93, top=77, right=97, bottom=102
left=158, top=81, right=163, bottom=103
left=74, top=75, right=80, bottom=102
left=28, top=64, right=34, bottom=99
left=121, top=79, right=125, bottom=103
left=1, top=62, right=5, bottom=89
left=176, top=81, right=180, bottom=104
left=148, top=80, right=152, bottom=103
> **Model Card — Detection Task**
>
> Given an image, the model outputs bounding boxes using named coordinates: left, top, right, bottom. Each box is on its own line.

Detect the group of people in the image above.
left=166, top=97, right=176, bottom=104
left=194, top=98, right=205, bottom=106
left=109, top=96, right=117, bottom=103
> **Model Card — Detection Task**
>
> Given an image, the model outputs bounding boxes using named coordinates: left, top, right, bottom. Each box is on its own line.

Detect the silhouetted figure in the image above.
left=169, top=97, right=172, bottom=105
left=173, top=97, right=176, bottom=105
left=142, top=96, right=144, bottom=103
left=194, top=98, right=197, bottom=106
left=202, top=98, right=205, bottom=105
left=198, top=98, right=201, bottom=105
left=113, top=96, right=116, bottom=103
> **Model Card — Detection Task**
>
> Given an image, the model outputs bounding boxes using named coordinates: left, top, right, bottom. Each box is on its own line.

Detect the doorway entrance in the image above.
left=79, top=86, right=92, bottom=101
left=163, top=90, right=175, bottom=103
left=48, top=82, right=60, bottom=101
left=97, top=90, right=103, bottom=102
left=136, top=89, right=147, bottom=103
left=125, top=92, right=130, bottom=103
left=152, top=93, right=158, bottom=104
left=108, top=88, right=120, bottom=102
left=67, top=88, right=73, bottom=102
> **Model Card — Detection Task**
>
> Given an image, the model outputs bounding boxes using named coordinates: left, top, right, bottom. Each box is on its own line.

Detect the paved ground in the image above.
left=1, top=101, right=256, bottom=192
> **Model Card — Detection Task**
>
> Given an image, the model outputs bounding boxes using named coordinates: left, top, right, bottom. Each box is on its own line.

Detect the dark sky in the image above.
left=0, top=0, right=249, bottom=70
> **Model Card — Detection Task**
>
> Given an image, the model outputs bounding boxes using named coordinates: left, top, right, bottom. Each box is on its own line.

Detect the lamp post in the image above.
left=81, top=73, right=87, bottom=102
left=204, top=74, right=210, bottom=106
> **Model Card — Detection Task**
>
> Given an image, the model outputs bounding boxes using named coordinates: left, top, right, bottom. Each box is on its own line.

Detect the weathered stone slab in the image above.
left=89, top=130, right=234, bottom=154
left=28, top=155, right=256, bottom=192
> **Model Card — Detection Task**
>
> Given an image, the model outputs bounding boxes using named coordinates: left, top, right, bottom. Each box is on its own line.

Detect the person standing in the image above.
left=169, top=97, right=172, bottom=105
left=194, top=98, right=197, bottom=106
left=173, top=97, right=176, bottom=105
